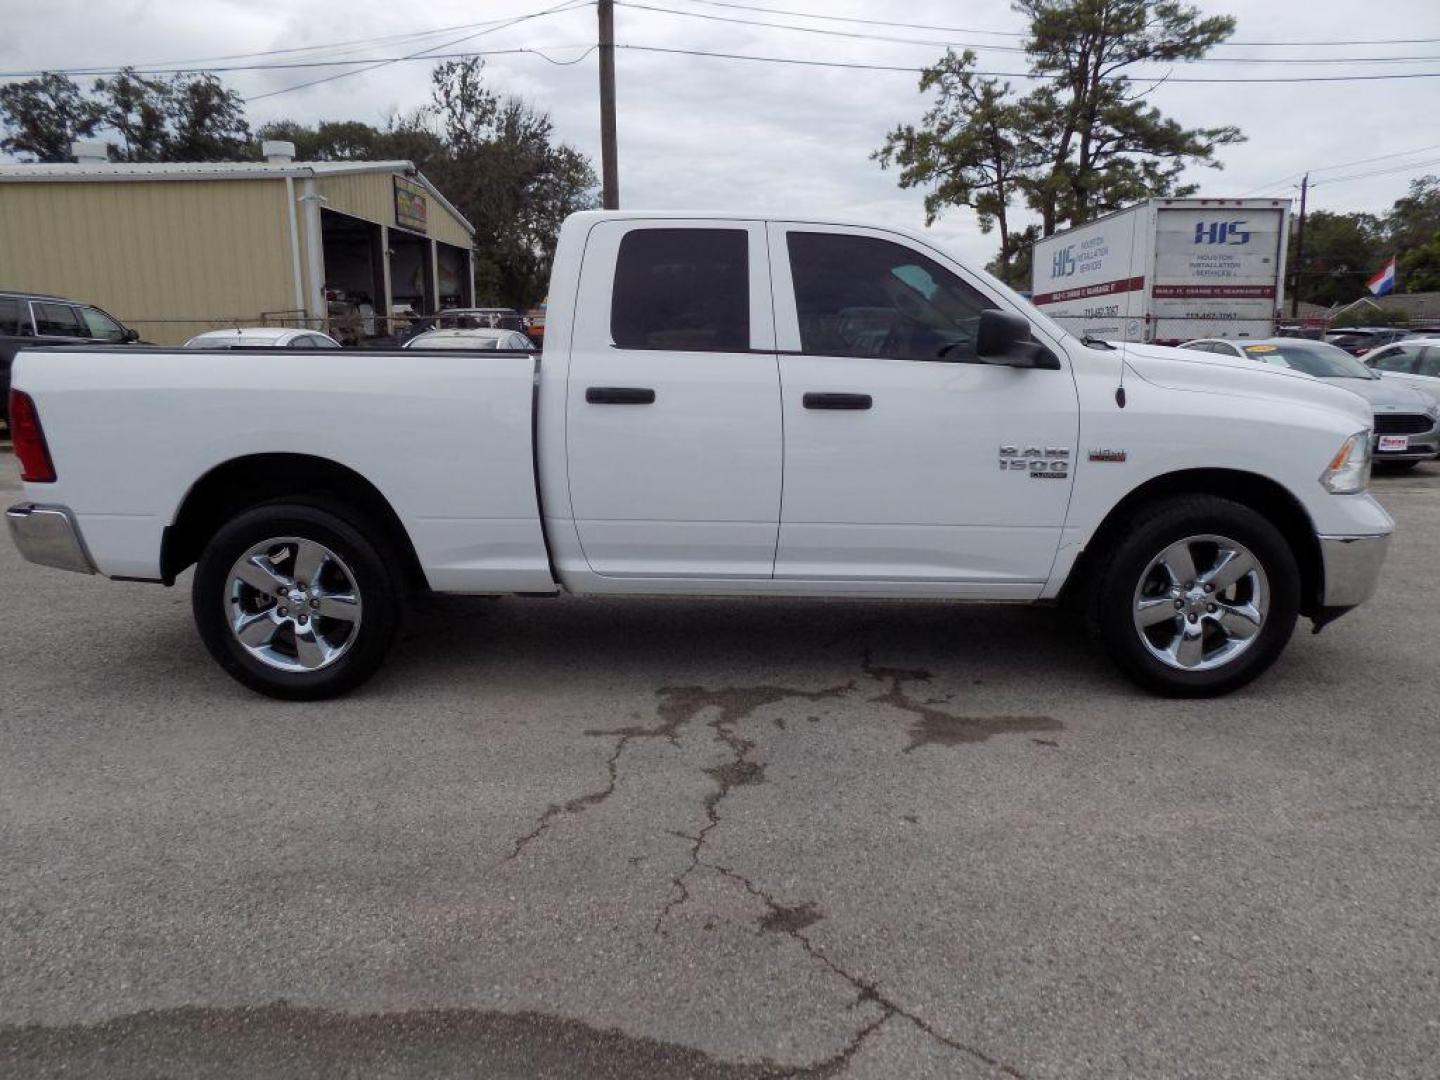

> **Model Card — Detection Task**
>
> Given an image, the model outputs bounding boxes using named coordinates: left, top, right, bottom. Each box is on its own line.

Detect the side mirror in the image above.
left=122, top=328, right=140, bottom=343
left=975, top=309, right=1060, bottom=370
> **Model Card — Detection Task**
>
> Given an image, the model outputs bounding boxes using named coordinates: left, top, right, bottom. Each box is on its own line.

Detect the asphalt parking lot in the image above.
left=2, top=449, right=1439, bottom=1080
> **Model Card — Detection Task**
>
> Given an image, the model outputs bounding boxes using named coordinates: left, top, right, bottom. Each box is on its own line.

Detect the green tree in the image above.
left=255, top=116, right=444, bottom=167
left=1288, top=210, right=1384, bottom=308
left=874, top=51, right=1032, bottom=280
left=0, top=72, right=101, bottom=161
left=1016, top=0, right=1242, bottom=232
left=876, top=0, right=1244, bottom=271
left=0, top=68, right=248, bottom=163
left=1399, top=234, right=1440, bottom=294
left=1386, top=174, right=1440, bottom=256
left=420, top=59, right=597, bottom=306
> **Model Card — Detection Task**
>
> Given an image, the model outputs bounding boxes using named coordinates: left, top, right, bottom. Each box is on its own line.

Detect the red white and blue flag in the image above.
left=1367, top=256, right=1397, bottom=297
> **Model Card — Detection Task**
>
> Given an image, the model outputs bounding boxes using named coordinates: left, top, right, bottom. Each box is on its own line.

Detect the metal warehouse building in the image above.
left=0, top=141, right=475, bottom=345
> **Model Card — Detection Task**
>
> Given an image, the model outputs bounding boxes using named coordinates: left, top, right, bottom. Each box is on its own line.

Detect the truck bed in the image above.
left=12, top=345, right=555, bottom=591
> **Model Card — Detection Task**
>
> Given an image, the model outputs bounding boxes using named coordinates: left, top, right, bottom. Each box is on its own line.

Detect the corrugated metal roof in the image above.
left=0, top=158, right=474, bottom=234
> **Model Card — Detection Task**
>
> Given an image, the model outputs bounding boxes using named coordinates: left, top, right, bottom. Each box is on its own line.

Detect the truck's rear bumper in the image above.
left=6, top=503, right=96, bottom=574
left=1318, top=532, right=1390, bottom=609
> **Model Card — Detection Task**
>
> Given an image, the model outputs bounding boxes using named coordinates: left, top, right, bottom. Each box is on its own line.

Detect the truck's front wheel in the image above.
left=192, top=502, right=400, bottom=700
left=1092, top=496, right=1300, bottom=697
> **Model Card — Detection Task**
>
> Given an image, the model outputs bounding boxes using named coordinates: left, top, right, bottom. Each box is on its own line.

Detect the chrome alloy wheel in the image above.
left=1132, top=534, right=1269, bottom=672
left=224, top=537, right=362, bottom=673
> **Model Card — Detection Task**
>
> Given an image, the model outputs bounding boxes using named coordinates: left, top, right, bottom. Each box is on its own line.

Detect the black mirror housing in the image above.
left=123, top=328, right=140, bottom=343
left=975, top=309, right=1059, bottom=369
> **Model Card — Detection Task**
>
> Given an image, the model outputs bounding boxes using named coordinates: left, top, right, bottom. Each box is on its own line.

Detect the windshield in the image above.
left=1240, top=341, right=1377, bottom=379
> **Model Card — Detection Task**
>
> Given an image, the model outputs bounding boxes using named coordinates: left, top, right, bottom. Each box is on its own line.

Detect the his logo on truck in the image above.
left=1193, top=220, right=1251, bottom=245
left=1051, top=246, right=1077, bottom=279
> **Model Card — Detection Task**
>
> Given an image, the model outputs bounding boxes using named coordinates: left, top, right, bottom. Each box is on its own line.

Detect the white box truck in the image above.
left=1030, top=198, right=1291, bottom=345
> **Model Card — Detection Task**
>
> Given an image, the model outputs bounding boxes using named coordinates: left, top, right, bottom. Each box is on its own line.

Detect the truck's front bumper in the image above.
left=1318, top=532, right=1390, bottom=610
left=6, top=503, right=96, bottom=574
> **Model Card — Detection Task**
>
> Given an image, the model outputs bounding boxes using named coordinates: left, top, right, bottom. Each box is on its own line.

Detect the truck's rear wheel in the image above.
left=1091, top=496, right=1299, bottom=697
left=192, top=502, right=400, bottom=700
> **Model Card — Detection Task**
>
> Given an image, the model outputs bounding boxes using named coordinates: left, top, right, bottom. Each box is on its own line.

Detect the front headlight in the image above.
left=1320, top=431, right=1372, bottom=494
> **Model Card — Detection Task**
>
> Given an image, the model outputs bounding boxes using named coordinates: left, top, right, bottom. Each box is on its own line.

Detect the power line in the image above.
left=243, top=0, right=593, bottom=103
left=122, top=15, right=555, bottom=70
left=620, top=3, right=1440, bottom=64
left=666, top=0, right=1440, bottom=48
left=616, top=43, right=1440, bottom=82
left=1236, top=142, right=1440, bottom=195
left=1312, top=156, right=1440, bottom=187
left=0, top=47, right=598, bottom=80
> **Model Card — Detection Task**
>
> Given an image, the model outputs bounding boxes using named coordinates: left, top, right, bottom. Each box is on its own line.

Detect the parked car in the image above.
left=1324, top=327, right=1410, bottom=356
left=1, top=291, right=140, bottom=425
left=402, top=328, right=535, bottom=351
left=1363, top=336, right=1440, bottom=391
left=183, top=328, right=342, bottom=349
left=436, top=307, right=527, bottom=332
left=1181, top=337, right=1440, bottom=467
left=8, top=211, right=1393, bottom=701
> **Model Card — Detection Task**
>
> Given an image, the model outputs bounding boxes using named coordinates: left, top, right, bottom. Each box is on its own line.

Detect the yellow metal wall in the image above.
left=317, top=172, right=473, bottom=249
left=0, top=179, right=301, bottom=346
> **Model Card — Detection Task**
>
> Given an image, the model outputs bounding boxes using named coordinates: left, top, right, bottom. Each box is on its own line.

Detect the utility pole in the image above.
left=1289, top=173, right=1308, bottom=318
left=598, top=0, right=619, bottom=209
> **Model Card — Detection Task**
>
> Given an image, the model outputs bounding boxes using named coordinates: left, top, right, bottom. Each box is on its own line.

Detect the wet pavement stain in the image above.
left=862, top=653, right=1063, bottom=752
left=0, top=1002, right=801, bottom=1080
left=759, top=900, right=825, bottom=936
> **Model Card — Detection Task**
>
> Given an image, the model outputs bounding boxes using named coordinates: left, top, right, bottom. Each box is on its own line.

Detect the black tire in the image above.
left=1088, top=495, right=1300, bottom=697
left=192, top=501, right=401, bottom=700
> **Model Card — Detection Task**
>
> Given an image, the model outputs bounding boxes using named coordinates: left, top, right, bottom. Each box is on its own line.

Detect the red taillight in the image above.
left=9, top=390, right=56, bottom=483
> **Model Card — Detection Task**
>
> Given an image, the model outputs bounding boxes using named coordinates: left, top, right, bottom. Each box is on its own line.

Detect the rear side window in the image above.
left=33, top=303, right=84, bottom=337
left=0, top=296, right=24, bottom=335
left=611, top=228, right=749, bottom=351
left=786, top=232, right=991, bottom=362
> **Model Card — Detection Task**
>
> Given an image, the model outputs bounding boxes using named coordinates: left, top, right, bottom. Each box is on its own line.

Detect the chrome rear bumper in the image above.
left=6, top=503, right=96, bottom=574
left=1318, top=532, right=1390, bottom=608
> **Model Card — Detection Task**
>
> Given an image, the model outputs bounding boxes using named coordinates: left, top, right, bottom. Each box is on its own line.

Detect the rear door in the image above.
left=564, top=219, right=781, bottom=578
left=767, top=223, right=1079, bottom=591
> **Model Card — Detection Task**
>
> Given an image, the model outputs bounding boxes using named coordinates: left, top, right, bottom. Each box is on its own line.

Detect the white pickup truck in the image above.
left=7, top=212, right=1393, bottom=699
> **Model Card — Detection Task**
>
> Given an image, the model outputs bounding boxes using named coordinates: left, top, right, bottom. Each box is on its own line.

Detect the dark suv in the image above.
left=1, top=291, right=141, bottom=426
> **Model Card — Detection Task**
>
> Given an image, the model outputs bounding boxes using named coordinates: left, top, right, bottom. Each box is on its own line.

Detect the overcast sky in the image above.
left=4, top=0, right=1439, bottom=266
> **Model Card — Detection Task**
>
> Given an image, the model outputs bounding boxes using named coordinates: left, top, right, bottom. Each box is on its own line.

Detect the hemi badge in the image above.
left=1088, top=449, right=1127, bottom=462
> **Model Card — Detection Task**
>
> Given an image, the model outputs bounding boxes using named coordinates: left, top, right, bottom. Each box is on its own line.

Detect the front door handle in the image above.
left=803, top=392, right=872, bottom=410
left=586, top=386, right=656, bottom=404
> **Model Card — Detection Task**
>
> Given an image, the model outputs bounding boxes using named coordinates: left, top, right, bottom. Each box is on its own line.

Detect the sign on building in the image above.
left=394, top=176, right=428, bottom=233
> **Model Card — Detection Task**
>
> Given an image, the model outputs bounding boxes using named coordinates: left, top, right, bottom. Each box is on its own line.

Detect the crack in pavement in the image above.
left=500, top=654, right=1048, bottom=1072
left=861, top=652, right=1063, bottom=752
left=651, top=684, right=853, bottom=934
left=706, top=861, right=1026, bottom=1079
left=507, top=734, right=630, bottom=859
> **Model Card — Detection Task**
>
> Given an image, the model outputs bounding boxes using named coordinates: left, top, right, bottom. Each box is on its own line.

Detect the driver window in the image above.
left=1418, top=348, right=1440, bottom=378
left=79, top=306, right=126, bottom=342
left=1370, top=346, right=1417, bottom=374
left=786, top=232, right=991, bottom=362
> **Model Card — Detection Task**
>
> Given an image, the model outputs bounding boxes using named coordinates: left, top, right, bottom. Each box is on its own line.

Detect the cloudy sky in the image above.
left=4, top=0, right=1439, bottom=266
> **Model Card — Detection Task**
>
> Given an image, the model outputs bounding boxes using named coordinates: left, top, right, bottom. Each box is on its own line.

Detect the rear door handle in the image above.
left=586, top=386, right=656, bottom=405
left=803, top=392, right=872, bottom=410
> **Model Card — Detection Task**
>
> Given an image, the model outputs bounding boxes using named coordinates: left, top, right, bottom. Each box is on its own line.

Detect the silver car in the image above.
left=1182, top=337, right=1440, bottom=468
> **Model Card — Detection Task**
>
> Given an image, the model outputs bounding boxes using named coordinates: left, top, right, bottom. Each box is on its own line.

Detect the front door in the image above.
left=768, top=223, right=1080, bottom=593
left=565, top=219, right=782, bottom=578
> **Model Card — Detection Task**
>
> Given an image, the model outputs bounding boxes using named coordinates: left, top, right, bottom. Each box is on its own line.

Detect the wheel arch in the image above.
left=161, top=453, right=426, bottom=590
left=1062, top=468, right=1323, bottom=617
